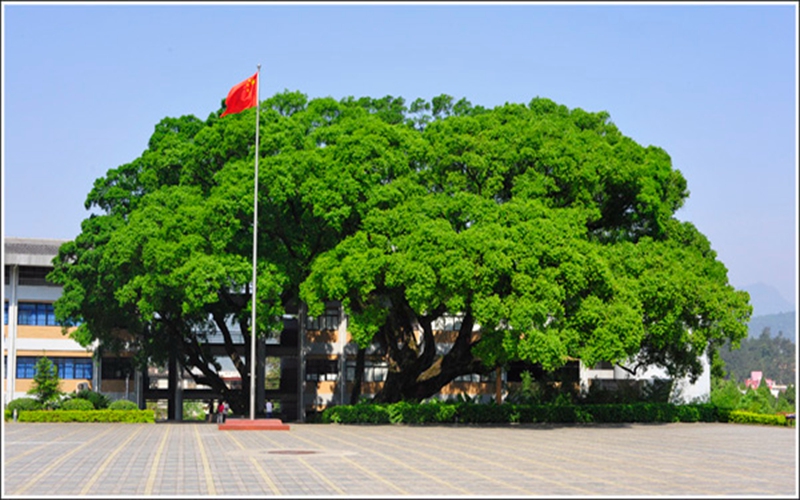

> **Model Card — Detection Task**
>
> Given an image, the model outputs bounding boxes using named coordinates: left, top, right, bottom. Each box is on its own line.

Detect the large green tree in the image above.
left=50, top=91, right=751, bottom=409
left=50, top=92, right=424, bottom=412
left=301, top=99, right=751, bottom=402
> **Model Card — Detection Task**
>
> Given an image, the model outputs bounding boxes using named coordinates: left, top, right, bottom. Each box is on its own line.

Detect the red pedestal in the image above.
left=218, top=418, right=290, bottom=431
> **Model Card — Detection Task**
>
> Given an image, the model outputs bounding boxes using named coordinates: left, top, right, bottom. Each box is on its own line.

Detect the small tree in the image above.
left=775, top=386, right=795, bottom=413
left=740, top=383, right=776, bottom=414
left=27, top=357, right=63, bottom=409
left=710, top=378, right=743, bottom=411
left=780, top=384, right=796, bottom=408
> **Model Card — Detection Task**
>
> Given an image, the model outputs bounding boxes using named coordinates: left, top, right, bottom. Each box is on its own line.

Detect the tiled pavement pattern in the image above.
left=3, top=421, right=797, bottom=497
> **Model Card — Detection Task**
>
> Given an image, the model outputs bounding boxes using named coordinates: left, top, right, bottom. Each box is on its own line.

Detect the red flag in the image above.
left=220, top=73, right=258, bottom=117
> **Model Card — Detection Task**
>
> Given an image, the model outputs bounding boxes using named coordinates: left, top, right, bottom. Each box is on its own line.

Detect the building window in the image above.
left=18, top=266, right=59, bottom=287
left=16, top=357, right=37, bottom=379
left=305, top=358, right=339, bottom=381
left=454, top=372, right=496, bottom=383
left=432, top=314, right=464, bottom=332
left=346, top=359, right=388, bottom=382
left=73, top=359, right=93, bottom=379
left=15, top=356, right=92, bottom=379
left=102, top=357, right=134, bottom=379
left=17, top=302, right=57, bottom=326
left=53, top=357, right=93, bottom=379
left=306, top=304, right=340, bottom=331
left=4, top=266, right=9, bottom=285
left=3, top=302, right=8, bottom=326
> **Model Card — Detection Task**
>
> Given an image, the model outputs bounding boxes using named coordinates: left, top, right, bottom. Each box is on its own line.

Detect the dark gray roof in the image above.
left=4, top=237, right=70, bottom=267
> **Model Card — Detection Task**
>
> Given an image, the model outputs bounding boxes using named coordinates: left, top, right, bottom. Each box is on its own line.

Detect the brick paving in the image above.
left=3, top=421, right=797, bottom=497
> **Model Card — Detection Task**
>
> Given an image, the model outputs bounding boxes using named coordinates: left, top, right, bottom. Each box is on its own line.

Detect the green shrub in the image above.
left=457, top=402, right=499, bottom=423
left=594, top=403, right=716, bottom=423
left=548, top=404, right=592, bottom=423
left=387, top=401, right=413, bottom=424
left=693, top=403, right=719, bottom=422
left=505, top=371, right=544, bottom=405
left=316, top=401, right=723, bottom=425
left=7, top=397, right=43, bottom=412
left=676, top=405, right=700, bottom=422
left=728, top=410, right=791, bottom=427
left=16, top=409, right=154, bottom=423
left=320, top=407, right=342, bottom=423
left=387, top=401, right=458, bottom=424
left=359, top=404, right=392, bottom=424
left=710, top=378, right=743, bottom=410
left=108, top=399, right=139, bottom=410
left=515, top=404, right=548, bottom=423
left=646, top=403, right=679, bottom=422
left=321, top=403, right=391, bottom=424
left=72, top=389, right=111, bottom=409
left=430, top=402, right=459, bottom=423
left=4, top=399, right=45, bottom=422
left=739, top=385, right=777, bottom=415
left=61, top=398, right=95, bottom=411
left=317, top=406, right=342, bottom=424
left=583, top=404, right=631, bottom=423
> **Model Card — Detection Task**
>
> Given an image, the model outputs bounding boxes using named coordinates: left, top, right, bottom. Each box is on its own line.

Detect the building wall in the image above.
left=2, top=238, right=125, bottom=405
left=4, top=313, right=94, bottom=399
left=299, top=306, right=498, bottom=416
left=579, top=354, right=712, bottom=403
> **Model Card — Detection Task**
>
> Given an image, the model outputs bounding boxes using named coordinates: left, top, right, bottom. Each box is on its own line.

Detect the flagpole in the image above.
left=249, top=64, right=261, bottom=421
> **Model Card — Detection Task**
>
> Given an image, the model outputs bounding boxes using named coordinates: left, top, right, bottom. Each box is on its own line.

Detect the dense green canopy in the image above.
left=50, top=91, right=751, bottom=407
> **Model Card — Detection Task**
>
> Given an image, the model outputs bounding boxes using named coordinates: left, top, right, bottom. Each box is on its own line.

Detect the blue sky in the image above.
left=2, top=2, right=797, bottom=309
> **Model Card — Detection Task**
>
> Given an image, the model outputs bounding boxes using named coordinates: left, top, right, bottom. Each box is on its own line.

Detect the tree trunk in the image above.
left=349, top=347, right=366, bottom=404
left=371, top=305, right=488, bottom=403
left=167, top=343, right=179, bottom=420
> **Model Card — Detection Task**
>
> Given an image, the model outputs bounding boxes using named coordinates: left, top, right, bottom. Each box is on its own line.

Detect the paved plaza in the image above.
left=3, top=421, right=797, bottom=497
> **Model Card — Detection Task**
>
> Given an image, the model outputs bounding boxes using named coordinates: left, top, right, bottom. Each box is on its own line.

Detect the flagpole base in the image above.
left=218, top=418, right=290, bottom=431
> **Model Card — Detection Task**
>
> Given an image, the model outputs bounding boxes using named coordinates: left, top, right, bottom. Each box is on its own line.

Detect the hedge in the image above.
left=13, top=409, right=155, bottom=423
left=61, top=399, right=96, bottom=411
left=321, top=402, right=723, bottom=425
left=728, top=410, right=793, bottom=427
left=389, top=400, right=459, bottom=424
left=321, top=403, right=391, bottom=424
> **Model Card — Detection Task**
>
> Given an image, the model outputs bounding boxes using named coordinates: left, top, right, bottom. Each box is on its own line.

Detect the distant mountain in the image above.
left=748, top=311, right=796, bottom=343
left=741, top=283, right=794, bottom=317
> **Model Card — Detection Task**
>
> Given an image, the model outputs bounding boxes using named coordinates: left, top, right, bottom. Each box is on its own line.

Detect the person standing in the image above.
left=265, top=399, right=273, bottom=419
left=217, top=400, right=227, bottom=423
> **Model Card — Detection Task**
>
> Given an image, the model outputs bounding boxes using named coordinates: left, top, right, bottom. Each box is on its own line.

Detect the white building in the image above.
left=579, top=354, right=711, bottom=403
